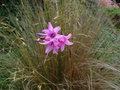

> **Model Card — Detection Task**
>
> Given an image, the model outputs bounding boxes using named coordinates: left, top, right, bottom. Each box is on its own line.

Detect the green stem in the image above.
left=57, top=51, right=63, bottom=83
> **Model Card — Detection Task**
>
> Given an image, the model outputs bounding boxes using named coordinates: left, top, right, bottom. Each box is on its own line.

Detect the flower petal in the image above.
left=54, top=26, right=61, bottom=33
left=65, top=33, right=72, bottom=39
left=48, top=22, right=53, bottom=30
left=39, top=42, right=49, bottom=45
left=61, top=44, right=65, bottom=51
left=42, top=29, right=49, bottom=34
left=45, top=45, right=53, bottom=54
left=53, top=49, right=58, bottom=54
left=37, top=33, right=46, bottom=36
left=55, top=34, right=61, bottom=38
left=65, top=40, right=73, bottom=45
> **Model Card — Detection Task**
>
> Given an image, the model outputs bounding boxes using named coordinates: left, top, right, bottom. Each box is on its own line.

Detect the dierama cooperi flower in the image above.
left=35, top=22, right=73, bottom=54
left=57, top=34, right=73, bottom=52
left=42, top=22, right=61, bottom=39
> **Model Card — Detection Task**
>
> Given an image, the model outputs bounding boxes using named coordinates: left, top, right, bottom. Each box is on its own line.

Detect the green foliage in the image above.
left=0, top=0, right=20, bottom=17
left=0, top=0, right=120, bottom=90
left=105, top=7, right=120, bottom=17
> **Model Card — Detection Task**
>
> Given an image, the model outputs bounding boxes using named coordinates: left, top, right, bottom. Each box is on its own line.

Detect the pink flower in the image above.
left=42, top=22, right=61, bottom=39
left=40, top=38, right=59, bottom=54
left=57, top=34, right=73, bottom=51
left=35, top=22, right=73, bottom=54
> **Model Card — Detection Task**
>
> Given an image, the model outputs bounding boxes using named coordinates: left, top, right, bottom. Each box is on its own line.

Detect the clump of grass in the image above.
left=0, top=0, right=120, bottom=89
left=105, top=7, right=120, bottom=28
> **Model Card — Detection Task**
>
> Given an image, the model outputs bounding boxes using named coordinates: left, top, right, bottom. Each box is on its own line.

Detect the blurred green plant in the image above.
left=0, top=0, right=120, bottom=90
left=105, top=7, right=120, bottom=28
left=105, top=7, right=120, bottom=16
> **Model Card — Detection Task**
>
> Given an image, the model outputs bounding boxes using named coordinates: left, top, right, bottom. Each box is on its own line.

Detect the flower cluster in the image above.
left=35, top=22, right=73, bottom=54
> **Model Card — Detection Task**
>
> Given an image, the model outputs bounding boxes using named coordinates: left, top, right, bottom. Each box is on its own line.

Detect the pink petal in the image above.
left=65, top=33, right=72, bottom=39
left=55, top=34, right=61, bottom=38
left=39, top=41, right=49, bottom=45
left=45, top=46, right=53, bottom=54
left=54, top=26, right=61, bottom=33
left=65, top=40, right=73, bottom=45
left=48, top=22, right=53, bottom=30
left=53, top=49, right=58, bottom=54
left=61, top=44, right=65, bottom=51
left=42, top=29, right=49, bottom=34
